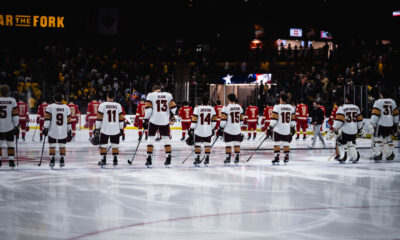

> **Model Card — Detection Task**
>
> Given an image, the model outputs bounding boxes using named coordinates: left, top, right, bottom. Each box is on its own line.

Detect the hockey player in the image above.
left=43, top=93, right=72, bottom=168
left=332, top=97, right=364, bottom=164
left=268, top=93, right=296, bottom=165
left=86, top=97, right=100, bottom=139
left=244, top=102, right=259, bottom=140
left=295, top=99, right=308, bottom=140
left=37, top=100, right=48, bottom=141
left=217, top=93, right=243, bottom=165
left=68, top=100, right=80, bottom=140
left=94, top=91, right=124, bottom=167
left=120, top=106, right=129, bottom=141
left=135, top=98, right=148, bottom=140
left=178, top=101, right=193, bottom=141
left=369, top=90, right=399, bottom=161
left=261, top=102, right=274, bottom=138
left=143, top=85, right=177, bottom=167
left=214, top=100, right=223, bottom=136
left=0, top=85, right=19, bottom=168
left=17, top=96, right=29, bottom=141
left=189, top=96, right=217, bottom=166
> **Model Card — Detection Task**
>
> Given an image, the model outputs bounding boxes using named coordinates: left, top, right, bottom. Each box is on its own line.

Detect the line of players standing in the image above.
left=1, top=81, right=399, bottom=168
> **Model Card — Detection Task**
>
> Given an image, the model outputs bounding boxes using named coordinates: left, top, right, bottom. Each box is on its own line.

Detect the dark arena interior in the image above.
left=0, top=1, right=400, bottom=239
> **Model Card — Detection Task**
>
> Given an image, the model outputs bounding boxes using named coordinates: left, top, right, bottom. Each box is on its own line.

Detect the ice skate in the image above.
left=374, top=153, right=382, bottom=162
left=40, top=135, right=43, bottom=141
left=303, top=135, right=307, bottom=140
left=253, top=135, right=256, bottom=140
left=145, top=135, right=148, bottom=141
left=284, top=155, right=289, bottom=164
left=145, top=155, right=152, bottom=168
left=351, top=152, right=360, bottom=164
left=295, top=136, right=299, bottom=140
left=387, top=152, right=395, bottom=161
left=22, top=136, right=25, bottom=141
left=180, top=136, right=185, bottom=141
left=59, top=157, right=65, bottom=168
left=49, top=156, right=55, bottom=169
left=0, top=159, right=2, bottom=167
left=338, top=152, right=347, bottom=164
left=247, top=135, right=251, bottom=141
left=193, top=155, right=201, bottom=167
left=204, top=155, right=209, bottom=166
left=164, top=155, right=171, bottom=167
left=98, top=156, right=106, bottom=168
left=272, top=156, right=280, bottom=165
left=9, top=160, right=15, bottom=169
left=234, top=154, right=239, bottom=166
left=122, top=134, right=125, bottom=141
left=113, top=156, right=118, bottom=167
left=224, top=155, right=231, bottom=166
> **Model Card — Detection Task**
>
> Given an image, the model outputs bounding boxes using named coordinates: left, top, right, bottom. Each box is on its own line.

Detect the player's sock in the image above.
left=253, top=132, right=257, bottom=139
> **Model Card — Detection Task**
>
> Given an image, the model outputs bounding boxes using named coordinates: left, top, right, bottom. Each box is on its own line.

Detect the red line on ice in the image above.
left=67, top=205, right=399, bottom=240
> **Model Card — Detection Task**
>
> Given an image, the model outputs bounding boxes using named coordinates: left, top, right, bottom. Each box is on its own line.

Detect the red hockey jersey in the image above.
left=244, top=106, right=259, bottom=123
left=17, top=102, right=29, bottom=120
left=68, top=103, right=80, bottom=122
left=37, top=103, right=48, bottom=122
left=86, top=101, right=100, bottom=121
left=319, top=105, right=326, bottom=118
left=214, top=105, right=223, bottom=120
left=296, top=103, right=309, bottom=121
left=136, top=102, right=145, bottom=120
left=261, top=106, right=273, bottom=124
left=328, top=106, right=338, bottom=126
left=178, top=106, right=193, bottom=123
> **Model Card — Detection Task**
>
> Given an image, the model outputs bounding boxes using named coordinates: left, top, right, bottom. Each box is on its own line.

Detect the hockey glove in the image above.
left=143, top=119, right=149, bottom=130
left=290, top=126, right=296, bottom=136
left=13, top=127, right=19, bottom=136
left=261, top=126, right=265, bottom=132
left=266, top=127, right=273, bottom=138
left=67, top=130, right=73, bottom=142
left=217, top=128, right=224, bottom=137
left=368, top=124, right=376, bottom=135
left=93, top=129, right=100, bottom=137
left=42, top=128, right=48, bottom=136
left=25, top=125, right=30, bottom=132
left=188, top=129, right=194, bottom=137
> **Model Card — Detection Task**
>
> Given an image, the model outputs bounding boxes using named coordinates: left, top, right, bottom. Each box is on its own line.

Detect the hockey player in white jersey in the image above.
left=268, top=93, right=296, bottom=165
left=94, top=91, right=124, bottom=167
left=217, top=93, right=244, bottom=165
left=332, top=96, right=364, bottom=164
left=0, top=84, right=19, bottom=168
left=369, top=90, right=399, bottom=161
left=43, top=93, right=72, bottom=168
left=144, top=85, right=177, bottom=167
left=188, top=96, right=217, bottom=167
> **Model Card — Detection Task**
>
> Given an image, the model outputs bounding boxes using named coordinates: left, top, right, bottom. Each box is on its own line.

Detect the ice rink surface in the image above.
left=0, top=129, right=399, bottom=240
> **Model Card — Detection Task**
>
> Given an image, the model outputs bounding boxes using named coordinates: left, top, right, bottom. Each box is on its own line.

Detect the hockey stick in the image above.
left=127, top=129, right=146, bottom=165
left=181, top=150, right=194, bottom=164
left=32, top=123, right=38, bottom=141
left=15, top=135, right=18, bottom=166
left=38, top=135, right=46, bottom=166
left=246, top=135, right=269, bottom=162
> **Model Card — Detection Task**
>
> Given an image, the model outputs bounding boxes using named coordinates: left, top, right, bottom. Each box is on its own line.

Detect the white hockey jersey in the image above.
left=371, top=98, right=399, bottom=127
left=220, top=104, right=243, bottom=135
left=270, top=104, right=295, bottom=135
left=145, top=91, right=177, bottom=125
left=333, top=104, right=363, bottom=135
left=96, top=101, right=124, bottom=135
left=0, top=97, right=19, bottom=132
left=44, top=103, right=71, bottom=139
left=191, top=105, right=217, bottom=137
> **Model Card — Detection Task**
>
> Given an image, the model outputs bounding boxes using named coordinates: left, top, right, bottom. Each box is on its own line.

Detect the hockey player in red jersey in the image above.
left=178, top=101, right=193, bottom=141
left=261, top=102, right=274, bottom=138
left=214, top=100, right=223, bottom=130
left=244, top=102, right=259, bottom=140
left=68, top=100, right=80, bottom=140
left=37, top=100, right=49, bottom=141
left=135, top=98, right=148, bottom=140
left=86, top=97, right=100, bottom=139
left=17, top=96, right=29, bottom=141
left=327, top=102, right=338, bottom=131
left=295, top=99, right=309, bottom=140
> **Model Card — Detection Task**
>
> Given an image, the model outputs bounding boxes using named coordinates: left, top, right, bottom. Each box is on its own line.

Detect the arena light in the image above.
left=393, top=11, right=400, bottom=17
left=290, top=28, right=302, bottom=37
